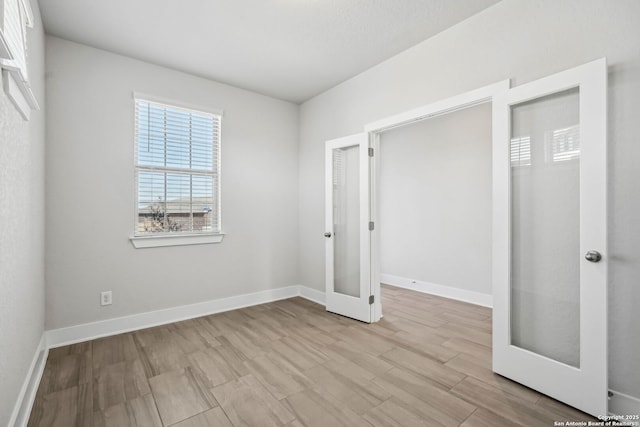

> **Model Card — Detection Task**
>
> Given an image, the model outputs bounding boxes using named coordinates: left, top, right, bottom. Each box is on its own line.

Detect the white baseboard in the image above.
left=380, top=273, right=493, bottom=308
left=47, top=285, right=303, bottom=348
left=298, top=286, right=326, bottom=306
left=609, top=389, right=640, bottom=416
left=9, top=333, right=48, bottom=427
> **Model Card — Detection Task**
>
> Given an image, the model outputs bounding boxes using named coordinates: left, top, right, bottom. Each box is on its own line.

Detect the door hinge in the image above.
left=368, top=221, right=374, bottom=231
left=369, top=295, right=375, bottom=304
left=368, top=147, right=374, bottom=157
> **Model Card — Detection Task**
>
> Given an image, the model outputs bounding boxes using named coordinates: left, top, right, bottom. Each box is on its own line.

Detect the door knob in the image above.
left=585, top=250, right=602, bottom=263
left=324, top=232, right=332, bottom=238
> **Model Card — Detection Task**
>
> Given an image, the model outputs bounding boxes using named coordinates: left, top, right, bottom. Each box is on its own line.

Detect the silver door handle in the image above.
left=324, top=232, right=332, bottom=238
left=585, top=250, right=602, bottom=263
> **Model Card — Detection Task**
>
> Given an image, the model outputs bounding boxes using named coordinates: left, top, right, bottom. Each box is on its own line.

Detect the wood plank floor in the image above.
left=28, top=285, right=595, bottom=426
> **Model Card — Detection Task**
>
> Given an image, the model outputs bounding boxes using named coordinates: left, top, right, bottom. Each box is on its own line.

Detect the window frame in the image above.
left=129, top=92, right=224, bottom=248
left=0, top=0, right=38, bottom=120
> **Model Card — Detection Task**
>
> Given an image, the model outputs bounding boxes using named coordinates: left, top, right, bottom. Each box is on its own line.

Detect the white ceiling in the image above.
left=38, top=0, right=500, bottom=103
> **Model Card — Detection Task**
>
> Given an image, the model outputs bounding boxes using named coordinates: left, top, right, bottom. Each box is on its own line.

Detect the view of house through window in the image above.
left=134, top=98, right=221, bottom=235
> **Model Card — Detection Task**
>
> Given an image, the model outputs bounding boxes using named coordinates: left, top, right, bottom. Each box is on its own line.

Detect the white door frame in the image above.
left=363, top=80, right=510, bottom=322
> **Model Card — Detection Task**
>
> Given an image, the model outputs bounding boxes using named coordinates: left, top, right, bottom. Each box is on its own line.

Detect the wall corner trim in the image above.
left=298, top=286, right=326, bottom=306
left=380, top=273, right=493, bottom=308
left=8, top=333, right=48, bottom=427
left=608, top=389, right=640, bottom=417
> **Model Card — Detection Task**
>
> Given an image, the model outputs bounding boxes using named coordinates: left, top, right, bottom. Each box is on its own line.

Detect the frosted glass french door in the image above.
left=325, top=133, right=372, bottom=323
left=492, top=59, right=608, bottom=416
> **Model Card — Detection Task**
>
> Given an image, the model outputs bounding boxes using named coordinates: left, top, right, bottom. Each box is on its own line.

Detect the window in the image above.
left=132, top=96, right=222, bottom=247
left=0, top=0, right=38, bottom=120
left=0, top=0, right=27, bottom=76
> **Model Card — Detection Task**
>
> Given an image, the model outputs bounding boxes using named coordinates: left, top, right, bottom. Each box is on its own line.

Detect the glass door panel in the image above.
left=510, top=88, right=581, bottom=367
left=332, top=145, right=361, bottom=298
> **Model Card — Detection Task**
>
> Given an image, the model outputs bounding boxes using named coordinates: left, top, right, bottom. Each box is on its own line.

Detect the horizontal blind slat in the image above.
left=135, top=119, right=217, bottom=129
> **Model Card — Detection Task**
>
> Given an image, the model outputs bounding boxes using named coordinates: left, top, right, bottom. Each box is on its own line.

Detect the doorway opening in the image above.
left=365, top=81, right=508, bottom=322
left=375, top=102, right=493, bottom=313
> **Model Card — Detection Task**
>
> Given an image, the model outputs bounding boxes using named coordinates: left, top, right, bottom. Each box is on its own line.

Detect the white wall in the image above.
left=0, top=0, right=46, bottom=424
left=299, top=0, right=640, bottom=400
left=378, top=103, right=492, bottom=296
left=45, top=37, right=299, bottom=330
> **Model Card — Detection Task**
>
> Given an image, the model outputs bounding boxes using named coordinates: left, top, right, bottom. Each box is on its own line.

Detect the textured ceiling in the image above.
left=38, top=0, right=501, bottom=103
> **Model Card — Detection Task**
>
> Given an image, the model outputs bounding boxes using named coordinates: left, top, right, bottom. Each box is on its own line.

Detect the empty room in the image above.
left=1, top=0, right=639, bottom=426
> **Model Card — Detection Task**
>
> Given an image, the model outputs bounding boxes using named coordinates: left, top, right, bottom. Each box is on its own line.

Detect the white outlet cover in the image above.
left=100, top=291, right=112, bottom=306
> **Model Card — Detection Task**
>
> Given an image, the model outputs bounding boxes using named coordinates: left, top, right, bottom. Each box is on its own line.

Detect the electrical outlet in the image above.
left=100, top=291, right=112, bottom=306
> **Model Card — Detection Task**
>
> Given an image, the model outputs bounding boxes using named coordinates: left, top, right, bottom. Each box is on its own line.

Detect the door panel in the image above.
left=325, top=133, right=371, bottom=323
left=493, top=58, right=607, bottom=416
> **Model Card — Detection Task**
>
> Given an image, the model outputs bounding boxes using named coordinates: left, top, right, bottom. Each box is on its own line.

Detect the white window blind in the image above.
left=1, top=0, right=28, bottom=79
left=0, top=0, right=37, bottom=120
left=134, top=98, right=221, bottom=236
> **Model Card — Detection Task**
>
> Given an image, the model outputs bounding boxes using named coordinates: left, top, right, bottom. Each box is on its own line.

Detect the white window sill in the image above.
left=129, top=233, right=225, bottom=249
left=1, top=68, right=39, bottom=120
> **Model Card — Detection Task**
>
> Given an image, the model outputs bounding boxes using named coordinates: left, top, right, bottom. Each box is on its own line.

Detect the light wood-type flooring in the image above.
left=27, top=285, right=595, bottom=426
